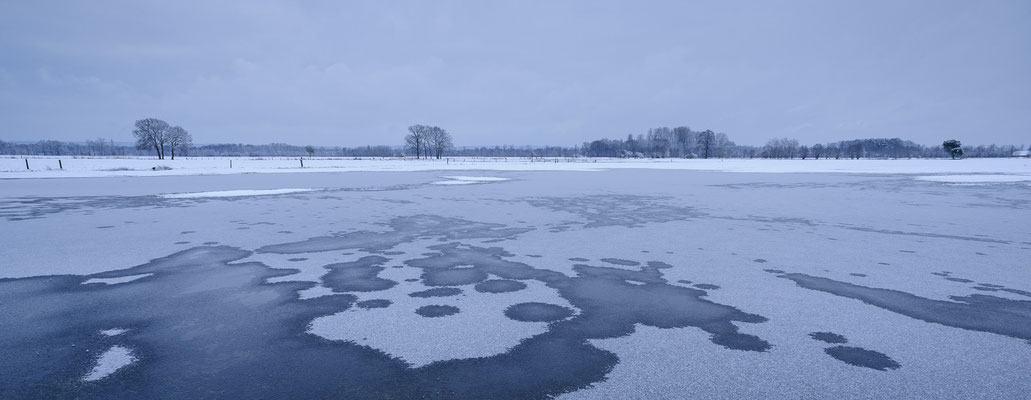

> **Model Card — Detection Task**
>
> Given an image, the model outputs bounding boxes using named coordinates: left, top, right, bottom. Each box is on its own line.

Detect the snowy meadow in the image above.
left=1, top=158, right=1029, bottom=398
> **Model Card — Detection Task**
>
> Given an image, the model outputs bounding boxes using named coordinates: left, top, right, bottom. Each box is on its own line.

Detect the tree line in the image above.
left=2, top=119, right=1027, bottom=159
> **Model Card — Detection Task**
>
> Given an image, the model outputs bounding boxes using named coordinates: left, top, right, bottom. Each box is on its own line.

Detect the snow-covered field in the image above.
left=2, top=155, right=1030, bottom=180
left=1, top=164, right=1029, bottom=398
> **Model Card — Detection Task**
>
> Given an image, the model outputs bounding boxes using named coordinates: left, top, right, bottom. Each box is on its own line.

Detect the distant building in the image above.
left=1014, top=150, right=1030, bottom=157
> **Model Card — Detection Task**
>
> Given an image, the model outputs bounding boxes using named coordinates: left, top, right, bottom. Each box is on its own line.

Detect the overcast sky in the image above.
left=1, top=1, right=1028, bottom=147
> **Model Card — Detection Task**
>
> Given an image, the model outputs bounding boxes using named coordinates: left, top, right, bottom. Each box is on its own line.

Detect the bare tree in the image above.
left=697, top=130, right=716, bottom=159
left=811, top=143, right=824, bottom=159
left=305, top=145, right=315, bottom=159
left=167, top=126, right=193, bottom=160
left=427, top=126, right=454, bottom=159
left=405, top=125, right=428, bottom=159
left=133, top=118, right=170, bottom=159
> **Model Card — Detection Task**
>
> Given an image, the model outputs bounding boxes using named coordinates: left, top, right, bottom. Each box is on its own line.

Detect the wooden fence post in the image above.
left=59, top=160, right=63, bottom=169
left=25, top=159, right=29, bottom=170
left=230, top=160, right=233, bottom=168
left=300, top=158, right=304, bottom=168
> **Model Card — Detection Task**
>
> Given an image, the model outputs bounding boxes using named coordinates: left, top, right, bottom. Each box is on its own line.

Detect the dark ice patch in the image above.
left=809, top=332, right=848, bottom=344
left=600, top=258, right=640, bottom=266
left=693, top=284, right=720, bottom=290
left=763, top=269, right=784, bottom=273
left=569, top=257, right=589, bottom=262
left=945, top=277, right=974, bottom=283
left=288, top=257, right=308, bottom=262
left=202, top=241, right=219, bottom=245
left=321, top=256, right=398, bottom=292
left=475, top=279, right=528, bottom=293
left=505, top=302, right=574, bottom=322
left=409, top=287, right=463, bottom=298
left=824, top=346, right=901, bottom=371
left=779, top=273, right=1031, bottom=342
left=174, top=241, right=190, bottom=245
left=416, top=305, right=460, bottom=318
left=356, top=299, right=392, bottom=309
left=850, top=273, right=867, bottom=277
left=753, top=259, right=767, bottom=263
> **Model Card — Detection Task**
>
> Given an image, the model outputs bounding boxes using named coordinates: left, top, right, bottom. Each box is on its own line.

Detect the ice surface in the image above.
left=83, top=346, right=136, bottom=382
left=160, top=188, right=316, bottom=198
left=2, top=166, right=1030, bottom=398
left=914, top=174, right=1031, bottom=183
left=83, top=273, right=153, bottom=285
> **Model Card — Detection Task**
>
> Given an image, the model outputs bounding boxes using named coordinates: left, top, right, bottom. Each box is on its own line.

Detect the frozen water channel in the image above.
left=0, top=168, right=1029, bottom=398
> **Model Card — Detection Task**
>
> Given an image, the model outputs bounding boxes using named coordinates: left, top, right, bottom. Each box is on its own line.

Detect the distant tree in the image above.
left=166, top=126, right=192, bottom=160
left=697, top=130, right=715, bottom=159
left=133, top=118, right=170, bottom=159
left=942, top=140, right=963, bottom=159
left=305, top=145, right=315, bottom=158
left=426, top=127, right=454, bottom=159
left=405, top=125, right=429, bottom=159
left=799, top=145, right=809, bottom=160
left=811, top=143, right=824, bottom=159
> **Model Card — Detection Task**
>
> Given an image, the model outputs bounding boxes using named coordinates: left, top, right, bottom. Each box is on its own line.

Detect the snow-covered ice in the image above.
left=160, top=188, right=317, bottom=198
left=83, top=346, right=136, bottom=382
left=1, top=164, right=1029, bottom=399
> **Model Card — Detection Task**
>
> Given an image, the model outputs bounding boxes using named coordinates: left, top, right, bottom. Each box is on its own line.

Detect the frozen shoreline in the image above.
left=1, top=156, right=1028, bottom=179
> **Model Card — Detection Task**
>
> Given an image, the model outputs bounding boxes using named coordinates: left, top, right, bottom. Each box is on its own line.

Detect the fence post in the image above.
left=230, top=160, right=233, bottom=168
left=25, top=159, right=29, bottom=170
left=59, top=160, right=63, bottom=169
left=300, top=158, right=304, bottom=168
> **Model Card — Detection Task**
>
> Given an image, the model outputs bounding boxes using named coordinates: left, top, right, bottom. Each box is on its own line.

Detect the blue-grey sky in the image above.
left=1, top=1, right=1028, bottom=147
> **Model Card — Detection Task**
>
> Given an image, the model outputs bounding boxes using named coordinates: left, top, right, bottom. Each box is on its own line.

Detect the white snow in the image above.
left=100, top=328, right=129, bottom=336
left=431, top=176, right=510, bottom=185
left=160, top=188, right=316, bottom=198
left=914, top=174, right=1031, bottom=183
left=83, top=273, right=153, bottom=285
left=3, top=156, right=1028, bottom=179
left=83, top=345, right=136, bottom=382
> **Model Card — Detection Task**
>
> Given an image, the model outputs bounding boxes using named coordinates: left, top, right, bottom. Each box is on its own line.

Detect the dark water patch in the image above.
left=237, top=227, right=250, bottom=230
left=416, top=305, right=460, bottom=318
left=180, top=231, right=195, bottom=234
left=899, top=250, right=915, bottom=253
left=173, top=241, right=190, bottom=245
left=277, top=230, right=293, bottom=234
left=975, top=252, right=986, bottom=255
left=404, top=278, right=419, bottom=282
left=97, top=225, right=114, bottom=229
left=257, top=215, right=532, bottom=254
left=382, top=251, right=404, bottom=256
left=877, top=262, right=890, bottom=265
left=979, top=283, right=1004, bottom=288
left=202, top=241, right=219, bottom=245
left=569, top=257, right=589, bottom=262
left=850, top=273, right=867, bottom=277
left=321, top=256, right=397, bottom=292
left=824, top=346, right=901, bottom=371
left=356, top=299, right=392, bottom=309
left=409, top=287, right=463, bottom=298
left=945, top=277, right=974, bottom=283
left=287, top=257, right=308, bottom=262
left=763, top=269, right=784, bottom=274
left=931, top=272, right=950, bottom=277
left=779, top=273, right=1031, bottom=342
left=809, top=332, right=848, bottom=344
left=526, top=254, right=543, bottom=258
left=693, top=283, right=720, bottom=290
left=475, top=279, right=528, bottom=293
left=600, top=258, right=640, bottom=266
left=505, top=302, right=574, bottom=322
left=678, top=280, right=692, bottom=285
left=753, top=259, right=767, bottom=263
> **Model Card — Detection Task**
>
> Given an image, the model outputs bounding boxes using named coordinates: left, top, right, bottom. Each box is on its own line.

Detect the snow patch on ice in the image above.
left=83, top=345, right=136, bottom=382
left=100, top=328, right=129, bottom=336
left=160, top=188, right=316, bottom=198
left=83, top=273, right=153, bottom=285
left=915, top=174, right=1031, bottom=183
left=432, top=176, right=510, bottom=185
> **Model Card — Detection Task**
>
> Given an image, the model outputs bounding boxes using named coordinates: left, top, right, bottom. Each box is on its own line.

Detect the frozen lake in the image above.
left=1, top=166, right=1029, bottom=398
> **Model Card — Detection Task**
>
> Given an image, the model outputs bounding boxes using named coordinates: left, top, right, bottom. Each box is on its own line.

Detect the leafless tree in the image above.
left=427, top=126, right=454, bottom=159
left=405, top=125, right=428, bottom=159
left=133, top=118, right=170, bottom=159
left=697, top=130, right=716, bottom=159
left=167, top=126, right=192, bottom=160
left=305, top=145, right=315, bottom=158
